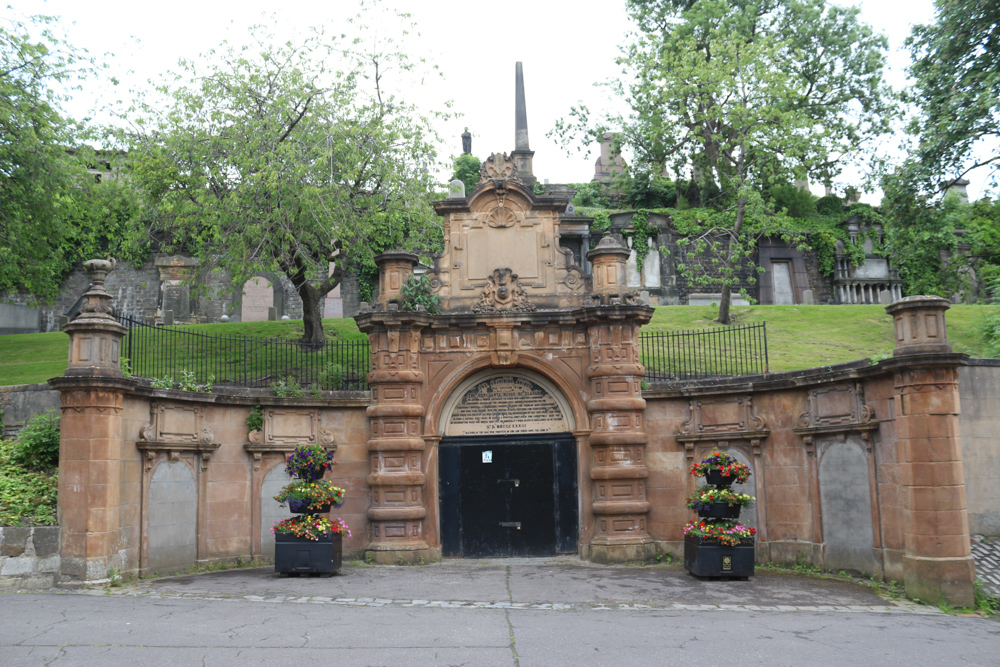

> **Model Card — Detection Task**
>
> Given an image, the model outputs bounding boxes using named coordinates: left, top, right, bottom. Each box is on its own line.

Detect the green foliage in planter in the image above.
left=246, top=405, right=265, bottom=433
left=10, top=410, right=60, bottom=472
left=0, top=439, right=58, bottom=526
left=399, top=274, right=441, bottom=314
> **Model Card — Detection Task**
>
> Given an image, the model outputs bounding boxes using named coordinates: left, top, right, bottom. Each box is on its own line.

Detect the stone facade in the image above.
left=43, top=163, right=981, bottom=606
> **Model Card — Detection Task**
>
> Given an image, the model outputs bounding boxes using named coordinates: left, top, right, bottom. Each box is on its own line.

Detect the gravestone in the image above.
left=802, top=289, right=815, bottom=305
left=241, top=277, right=273, bottom=322
left=879, top=289, right=892, bottom=305
left=449, top=179, right=466, bottom=199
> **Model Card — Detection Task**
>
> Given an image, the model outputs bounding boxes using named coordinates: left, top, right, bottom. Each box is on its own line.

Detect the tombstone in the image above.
left=879, top=289, right=892, bottom=305
left=155, top=256, right=198, bottom=323
left=0, top=303, right=41, bottom=335
left=268, top=307, right=278, bottom=321
left=449, top=179, right=466, bottom=199
left=241, top=277, right=273, bottom=322
left=802, top=289, right=815, bottom=305
left=162, top=310, right=174, bottom=326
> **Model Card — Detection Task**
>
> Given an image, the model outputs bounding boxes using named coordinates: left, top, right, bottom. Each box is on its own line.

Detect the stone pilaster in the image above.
left=885, top=296, right=975, bottom=606
left=583, top=236, right=655, bottom=562
left=50, top=259, right=133, bottom=583
left=356, top=253, right=436, bottom=563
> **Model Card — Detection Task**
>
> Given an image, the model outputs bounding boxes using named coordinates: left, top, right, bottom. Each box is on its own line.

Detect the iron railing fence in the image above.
left=640, top=322, right=768, bottom=381
left=116, top=314, right=370, bottom=391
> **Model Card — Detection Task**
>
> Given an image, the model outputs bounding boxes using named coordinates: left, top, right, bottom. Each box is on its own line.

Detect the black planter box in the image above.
left=684, top=534, right=755, bottom=577
left=705, top=469, right=739, bottom=487
left=274, top=533, right=342, bottom=575
left=697, top=503, right=743, bottom=519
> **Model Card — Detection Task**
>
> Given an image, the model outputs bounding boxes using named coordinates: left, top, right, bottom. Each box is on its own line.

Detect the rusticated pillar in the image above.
left=49, top=259, right=134, bottom=583
left=356, top=252, right=437, bottom=563
left=583, top=236, right=655, bottom=563
left=885, top=296, right=975, bottom=606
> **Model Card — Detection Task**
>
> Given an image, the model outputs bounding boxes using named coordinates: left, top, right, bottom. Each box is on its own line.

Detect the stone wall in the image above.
left=0, top=383, right=61, bottom=440
left=0, top=526, right=60, bottom=589
left=959, top=360, right=1000, bottom=536
left=0, top=256, right=310, bottom=333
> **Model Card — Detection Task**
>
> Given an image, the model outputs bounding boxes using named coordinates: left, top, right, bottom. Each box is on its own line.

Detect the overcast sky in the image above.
left=17, top=0, right=960, bottom=200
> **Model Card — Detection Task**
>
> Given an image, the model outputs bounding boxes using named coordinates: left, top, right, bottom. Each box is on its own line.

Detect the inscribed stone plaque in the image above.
left=242, top=277, right=273, bottom=322
left=446, top=376, right=567, bottom=436
left=772, top=262, right=794, bottom=305
left=466, top=229, right=538, bottom=280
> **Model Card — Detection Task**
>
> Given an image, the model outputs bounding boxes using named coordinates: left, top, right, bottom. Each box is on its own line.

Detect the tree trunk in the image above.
left=717, top=195, right=747, bottom=325
left=298, top=283, right=326, bottom=346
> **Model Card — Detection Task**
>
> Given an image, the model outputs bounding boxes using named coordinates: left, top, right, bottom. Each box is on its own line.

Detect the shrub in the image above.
left=0, top=439, right=58, bottom=526
left=816, top=194, right=844, bottom=216
left=11, top=410, right=60, bottom=471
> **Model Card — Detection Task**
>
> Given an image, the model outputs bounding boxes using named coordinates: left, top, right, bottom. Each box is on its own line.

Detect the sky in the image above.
left=15, top=0, right=963, bottom=200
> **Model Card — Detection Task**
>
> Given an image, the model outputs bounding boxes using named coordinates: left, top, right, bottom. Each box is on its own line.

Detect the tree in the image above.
left=452, top=153, right=481, bottom=194
left=125, top=17, right=445, bottom=345
left=0, top=12, right=108, bottom=299
left=903, top=0, right=1000, bottom=191
left=881, top=1, right=1000, bottom=299
left=552, top=0, right=893, bottom=323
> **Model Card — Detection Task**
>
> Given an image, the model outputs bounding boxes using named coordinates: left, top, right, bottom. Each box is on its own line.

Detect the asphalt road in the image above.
left=2, top=558, right=998, bottom=666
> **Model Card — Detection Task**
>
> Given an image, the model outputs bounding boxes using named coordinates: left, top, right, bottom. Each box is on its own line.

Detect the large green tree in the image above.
left=903, top=0, right=1000, bottom=190
left=0, top=12, right=114, bottom=299
left=552, top=0, right=893, bottom=323
left=126, top=19, right=445, bottom=344
left=881, top=0, right=999, bottom=299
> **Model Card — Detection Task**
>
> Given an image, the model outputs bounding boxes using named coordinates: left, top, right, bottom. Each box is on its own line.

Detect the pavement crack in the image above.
left=504, top=608, right=520, bottom=667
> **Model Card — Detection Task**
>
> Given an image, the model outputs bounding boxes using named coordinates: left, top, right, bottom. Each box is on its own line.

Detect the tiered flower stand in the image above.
left=684, top=462, right=756, bottom=578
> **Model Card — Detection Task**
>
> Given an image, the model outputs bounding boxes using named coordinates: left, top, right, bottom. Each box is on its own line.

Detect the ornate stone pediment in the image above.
left=478, top=152, right=521, bottom=185
left=473, top=268, right=535, bottom=313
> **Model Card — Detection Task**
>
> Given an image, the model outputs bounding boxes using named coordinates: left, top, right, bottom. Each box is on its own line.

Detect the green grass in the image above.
left=647, top=304, right=996, bottom=372
left=0, top=306, right=996, bottom=386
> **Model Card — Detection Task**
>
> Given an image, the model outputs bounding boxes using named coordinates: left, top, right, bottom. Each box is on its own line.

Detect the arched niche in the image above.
left=818, top=436, right=875, bottom=574
left=148, top=460, right=197, bottom=573
left=438, top=369, right=576, bottom=437
left=260, top=464, right=294, bottom=559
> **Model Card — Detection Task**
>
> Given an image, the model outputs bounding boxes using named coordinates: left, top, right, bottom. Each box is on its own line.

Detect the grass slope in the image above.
left=0, top=306, right=995, bottom=386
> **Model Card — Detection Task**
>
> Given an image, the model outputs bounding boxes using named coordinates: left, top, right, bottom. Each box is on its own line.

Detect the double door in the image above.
left=439, top=435, right=577, bottom=558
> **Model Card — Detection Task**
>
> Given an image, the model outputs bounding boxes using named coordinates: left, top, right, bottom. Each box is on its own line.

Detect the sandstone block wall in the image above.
left=0, top=526, right=60, bottom=589
left=959, top=361, right=1000, bottom=536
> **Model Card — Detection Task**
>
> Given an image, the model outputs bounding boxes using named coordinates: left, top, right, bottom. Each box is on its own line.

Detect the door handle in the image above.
left=497, top=479, right=520, bottom=487
left=499, top=522, right=521, bottom=530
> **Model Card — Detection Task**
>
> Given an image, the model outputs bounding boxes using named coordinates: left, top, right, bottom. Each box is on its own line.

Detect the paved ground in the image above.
left=2, top=558, right=998, bottom=666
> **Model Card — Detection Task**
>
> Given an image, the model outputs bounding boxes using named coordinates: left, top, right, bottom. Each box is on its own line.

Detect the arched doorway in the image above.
left=437, top=370, right=578, bottom=558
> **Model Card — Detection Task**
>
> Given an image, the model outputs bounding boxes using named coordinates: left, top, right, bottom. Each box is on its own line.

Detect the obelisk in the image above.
left=512, top=62, right=536, bottom=186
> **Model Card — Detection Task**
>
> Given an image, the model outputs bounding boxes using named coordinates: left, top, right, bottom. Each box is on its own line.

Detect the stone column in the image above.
left=49, top=259, right=133, bottom=583
left=583, top=236, right=655, bottom=563
left=356, top=252, right=436, bottom=563
left=885, top=296, right=975, bottom=606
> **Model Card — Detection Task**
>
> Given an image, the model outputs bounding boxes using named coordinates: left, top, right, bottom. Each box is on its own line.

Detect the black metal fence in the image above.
left=640, top=322, right=768, bottom=381
left=118, top=315, right=370, bottom=391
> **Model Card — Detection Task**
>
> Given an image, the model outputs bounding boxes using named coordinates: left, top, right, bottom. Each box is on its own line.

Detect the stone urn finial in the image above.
left=885, top=295, right=952, bottom=356
left=587, top=233, right=631, bottom=295
left=62, top=258, right=127, bottom=377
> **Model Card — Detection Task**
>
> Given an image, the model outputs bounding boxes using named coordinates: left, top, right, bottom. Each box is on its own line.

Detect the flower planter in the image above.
left=275, top=532, right=342, bottom=575
left=697, top=502, right=743, bottom=519
left=705, top=469, right=738, bottom=487
left=287, top=500, right=334, bottom=514
left=684, top=534, right=754, bottom=577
